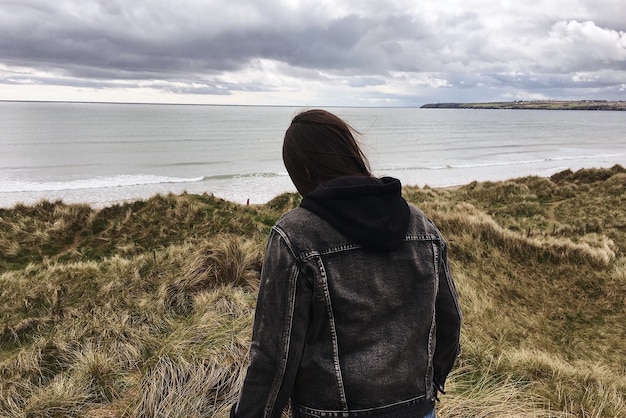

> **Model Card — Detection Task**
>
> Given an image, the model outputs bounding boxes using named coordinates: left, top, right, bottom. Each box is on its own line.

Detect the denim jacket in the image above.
left=232, top=178, right=462, bottom=418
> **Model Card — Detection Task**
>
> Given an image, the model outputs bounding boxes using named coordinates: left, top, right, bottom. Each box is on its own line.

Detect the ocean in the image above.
left=1, top=101, right=625, bottom=208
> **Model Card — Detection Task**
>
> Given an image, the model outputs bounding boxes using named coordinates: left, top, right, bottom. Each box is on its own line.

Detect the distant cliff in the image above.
left=421, top=100, right=626, bottom=111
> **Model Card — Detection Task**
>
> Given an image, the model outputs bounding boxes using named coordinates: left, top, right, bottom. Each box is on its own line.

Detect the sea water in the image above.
left=1, top=101, right=625, bottom=208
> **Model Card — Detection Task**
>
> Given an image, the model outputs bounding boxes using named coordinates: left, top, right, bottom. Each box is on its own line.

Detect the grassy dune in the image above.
left=1, top=166, right=625, bottom=417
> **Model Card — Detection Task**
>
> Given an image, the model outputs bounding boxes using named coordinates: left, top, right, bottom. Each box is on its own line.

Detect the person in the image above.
left=230, top=109, right=461, bottom=418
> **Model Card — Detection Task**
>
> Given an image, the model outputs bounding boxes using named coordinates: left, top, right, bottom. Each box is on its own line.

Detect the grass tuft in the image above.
left=1, top=166, right=624, bottom=417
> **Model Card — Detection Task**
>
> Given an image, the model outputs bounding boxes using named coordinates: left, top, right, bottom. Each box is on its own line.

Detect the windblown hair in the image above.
left=282, top=109, right=371, bottom=195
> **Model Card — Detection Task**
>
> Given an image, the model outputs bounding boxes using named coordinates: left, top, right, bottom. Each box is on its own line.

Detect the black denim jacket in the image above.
left=232, top=179, right=462, bottom=418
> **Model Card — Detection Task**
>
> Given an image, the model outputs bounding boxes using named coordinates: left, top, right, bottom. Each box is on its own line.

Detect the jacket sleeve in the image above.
left=231, top=227, right=312, bottom=418
left=433, top=239, right=462, bottom=393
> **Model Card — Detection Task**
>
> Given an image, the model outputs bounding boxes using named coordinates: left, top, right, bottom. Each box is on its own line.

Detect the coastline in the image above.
left=1, top=164, right=622, bottom=210
left=3, top=103, right=625, bottom=211
left=420, top=100, right=626, bottom=111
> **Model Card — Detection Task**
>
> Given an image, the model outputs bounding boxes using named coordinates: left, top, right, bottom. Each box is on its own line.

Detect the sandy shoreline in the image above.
left=1, top=164, right=623, bottom=210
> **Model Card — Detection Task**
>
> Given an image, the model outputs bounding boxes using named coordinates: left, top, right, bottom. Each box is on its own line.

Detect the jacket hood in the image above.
left=300, top=176, right=410, bottom=252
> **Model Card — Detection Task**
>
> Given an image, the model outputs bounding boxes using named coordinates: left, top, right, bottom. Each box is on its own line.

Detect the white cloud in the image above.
left=548, top=20, right=626, bottom=62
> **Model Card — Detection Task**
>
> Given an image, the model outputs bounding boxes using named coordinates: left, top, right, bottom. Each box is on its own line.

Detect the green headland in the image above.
left=421, top=100, right=626, bottom=111
left=1, top=166, right=625, bottom=417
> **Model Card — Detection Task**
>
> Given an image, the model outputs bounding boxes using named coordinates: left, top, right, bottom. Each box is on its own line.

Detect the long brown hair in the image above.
left=282, top=109, right=371, bottom=196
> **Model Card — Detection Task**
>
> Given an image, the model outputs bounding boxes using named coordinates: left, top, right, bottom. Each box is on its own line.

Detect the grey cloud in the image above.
left=346, top=76, right=387, bottom=88
left=0, top=2, right=436, bottom=79
left=165, top=84, right=233, bottom=96
left=380, top=41, right=402, bottom=55
left=1, top=0, right=625, bottom=103
left=488, top=71, right=626, bottom=93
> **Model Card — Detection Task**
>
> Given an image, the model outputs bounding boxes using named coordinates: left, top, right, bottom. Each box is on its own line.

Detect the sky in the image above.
left=1, top=0, right=625, bottom=107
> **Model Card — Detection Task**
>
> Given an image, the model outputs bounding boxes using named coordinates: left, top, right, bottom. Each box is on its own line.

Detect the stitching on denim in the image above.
left=272, top=225, right=298, bottom=260
left=300, top=245, right=363, bottom=260
left=263, top=235, right=300, bottom=417
left=404, top=233, right=440, bottom=241
left=317, top=256, right=348, bottom=410
left=293, top=232, right=442, bottom=262
left=294, top=394, right=427, bottom=415
left=425, top=242, right=439, bottom=401
left=442, top=242, right=462, bottom=321
left=300, top=250, right=320, bottom=261
left=319, top=243, right=362, bottom=255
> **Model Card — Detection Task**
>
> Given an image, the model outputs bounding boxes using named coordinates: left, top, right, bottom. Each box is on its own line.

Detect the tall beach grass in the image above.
left=1, top=166, right=624, bottom=417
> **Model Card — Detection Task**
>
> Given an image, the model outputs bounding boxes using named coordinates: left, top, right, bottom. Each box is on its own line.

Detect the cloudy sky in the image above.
left=1, top=0, right=625, bottom=106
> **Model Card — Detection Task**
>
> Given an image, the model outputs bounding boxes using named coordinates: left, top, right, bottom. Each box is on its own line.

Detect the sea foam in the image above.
left=0, top=175, right=205, bottom=193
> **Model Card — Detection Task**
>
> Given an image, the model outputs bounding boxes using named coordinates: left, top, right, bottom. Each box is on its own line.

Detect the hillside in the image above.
left=421, top=100, right=626, bottom=111
left=1, top=165, right=625, bottom=417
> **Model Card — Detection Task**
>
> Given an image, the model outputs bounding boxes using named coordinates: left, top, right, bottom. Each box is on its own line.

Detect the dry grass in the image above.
left=437, top=366, right=560, bottom=418
left=1, top=167, right=624, bottom=417
left=431, top=202, right=615, bottom=267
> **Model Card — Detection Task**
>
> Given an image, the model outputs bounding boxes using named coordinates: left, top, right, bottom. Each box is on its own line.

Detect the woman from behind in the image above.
left=231, top=109, right=461, bottom=418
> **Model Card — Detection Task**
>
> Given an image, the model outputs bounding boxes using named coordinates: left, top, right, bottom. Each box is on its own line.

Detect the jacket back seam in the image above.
left=316, top=255, right=349, bottom=410
left=425, top=242, right=439, bottom=401
left=263, top=233, right=300, bottom=417
left=295, top=235, right=442, bottom=262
